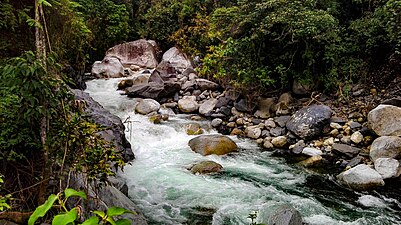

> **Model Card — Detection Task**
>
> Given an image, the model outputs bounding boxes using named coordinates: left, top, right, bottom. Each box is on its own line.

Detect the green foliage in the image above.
left=0, top=175, right=11, bottom=212
left=28, top=188, right=134, bottom=224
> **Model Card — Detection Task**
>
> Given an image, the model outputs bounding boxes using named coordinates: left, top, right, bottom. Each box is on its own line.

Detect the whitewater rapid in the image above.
left=85, top=77, right=401, bottom=225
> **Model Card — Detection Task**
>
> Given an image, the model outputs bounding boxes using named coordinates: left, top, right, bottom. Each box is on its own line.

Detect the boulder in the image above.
left=135, top=99, right=160, bottom=115
left=254, top=98, right=276, bottom=119
left=71, top=90, right=134, bottom=161
left=245, top=126, right=262, bottom=139
left=382, top=97, right=401, bottom=107
left=161, top=47, right=193, bottom=71
left=260, top=204, right=303, bottom=225
left=368, top=104, right=401, bottom=136
left=178, top=96, right=199, bottom=113
left=332, top=143, right=361, bottom=158
left=370, top=136, right=401, bottom=161
left=374, top=158, right=400, bottom=179
left=91, top=57, right=125, bottom=78
left=195, top=79, right=219, bottom=91
left=185, top=123, right=203, bottom=135
left=188, top=134, right=237, bottom=156
left=286, top=105, right=332, bottom=139
left=105, top=39, right=159, bottom=68
left=199, top=98, right=218, bottom=115
left=190, top=161, right=223, bottom=174
left=337, top=164, right=384, bottom=190
left=302, top=147, right=323, bottom=157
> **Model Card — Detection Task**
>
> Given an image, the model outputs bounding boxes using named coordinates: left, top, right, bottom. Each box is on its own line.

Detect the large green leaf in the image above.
left=106, top=207, right=135, bottom=217
left=52, top=208, right=78, bottom=225
left=80, top=216, right=99, bottom=225
left=93, top=210, right=106, bottom=218
left=28, top=194, right=58, bottom=225
left=64, top=188, right=87, bottom=200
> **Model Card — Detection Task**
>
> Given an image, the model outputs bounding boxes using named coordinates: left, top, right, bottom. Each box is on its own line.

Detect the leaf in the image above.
left=28, top=194, right=58, bottom=225
left=52, top=208, right=78, bottom=225
left=64, top=188, right=87, bottom=200
left=115, top=219, right=132, bottom=225
left=93, top=210, right=106, bottom=218
left=38, top=0, right=52, bottom=7
left=80, top=216, right=99, bottom=225
left=106, top=206, right=135, bottom=217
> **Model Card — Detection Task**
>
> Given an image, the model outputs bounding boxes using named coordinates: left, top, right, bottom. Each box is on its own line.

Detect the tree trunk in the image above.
left=35, top=0, right=50, bottom=205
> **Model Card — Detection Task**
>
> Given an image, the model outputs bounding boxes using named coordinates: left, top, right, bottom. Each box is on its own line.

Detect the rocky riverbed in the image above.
left=86, top=39, right=401, bottom=224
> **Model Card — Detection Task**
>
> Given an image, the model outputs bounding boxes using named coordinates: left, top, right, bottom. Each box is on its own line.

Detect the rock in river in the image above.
left=337, top=164, right=384, bottom=190
left=286, top=105, right=332, bottom=139
left=188, top=134, right=237, bottom=156
left=190, top=161, right=223, bottom=174
left=135, top=99, right=160, bottom=115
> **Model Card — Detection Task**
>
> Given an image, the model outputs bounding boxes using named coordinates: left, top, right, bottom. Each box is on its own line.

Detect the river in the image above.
left=85, top=77, right=401, bottom=225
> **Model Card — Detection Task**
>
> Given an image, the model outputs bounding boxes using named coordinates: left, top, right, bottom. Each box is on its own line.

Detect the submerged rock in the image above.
left=190, top=161, right=223, bottom=174
left=286, top=105, right=332, bottom=140
left=337, top=164, right=384, bottom=190
left=185, top=123, right=203, bottom=135
left=188, top=134, right=237, bottom=156
left=368, top=104, right=401, bottom=136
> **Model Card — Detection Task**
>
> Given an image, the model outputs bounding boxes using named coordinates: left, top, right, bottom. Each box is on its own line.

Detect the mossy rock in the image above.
left=185, top=123, right=204, bottom=135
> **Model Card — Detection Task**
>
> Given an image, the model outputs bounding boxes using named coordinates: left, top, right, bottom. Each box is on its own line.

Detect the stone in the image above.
left=91, top=57, right=125, bottom=78
left=135, top=99, right=160, bottom=115
left=290, top=140, right=305, bottom=154
left=370, top=136, right=401, bottom=161
left=178, top=96, right=199, bottom=113
left=299, top=155, right=323, bottom=167
left=190, top=161, right=223, bottom=174
left=374, top=158, right=400, bottom=179
left=231, top=128, right=245, bottom=136
left=270, top=127, right=285, bottom=137
left=349, top=121, right=362, bottom=129
left=272, top=136, right=287, bottom=148
left=351, top=131, right=363, bottom=144
left=219, top=106, right=231, bottom=116
left=346, top=156, right=363, bottom=168
left=227, top=122, right=236, bottom=128
left=260, top=204, right=303, bottom=225
left=234, top=98, right=255, bottom=113
left=263, top=140, right=274, bottom=150
left=323, top=137, right=334, bottom=146
left=341, top=136, right=351, bottom=144
left=199, top=98, right=218, bottom=115
left=131, top=74, right=151, bottom=86
left=275, top=116, right=291, bottom=127
left=330, top=129, right=339, bottom=136
left=254, top=98, right=276, bottom=119
left=302, top=147, right=323, bottom=157
left=195, top=79, right=219, bottom=91
left=265, top=120, right=276, bottom=128
left=182, top=80, right=196, bottom=90
left=337, top=164, right=385, bottom=190
left=118, top=79, right=134, bottom=90
left=185, top=123, right=203, bottom=135
left=105, top=39, right=159, bottom=68
left=330, top=122, right=342, bottom=130
left=72, top=90, right=134, bottom=161
left=188, top=134, right=238, bottom=156
left=149, top=114, right=162, bottom=124
left=368, top=104, right=401, bottom=136
left=381, top=97, right=401, bottom=107
left=332, top=143, right=361, bottom=158
left=211, top=118, right=223, bottom=127
left=286, top=105, right=332, bottom=139
left=292, top=79, right=314, bottom=95
left=191, top=115, right=203, bottom=121
left=161, top=47, right=193, bottom=71
left=245, top=126, right=262, bottom=139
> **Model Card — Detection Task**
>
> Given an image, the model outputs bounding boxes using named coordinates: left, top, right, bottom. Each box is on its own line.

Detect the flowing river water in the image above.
left=85, top=77, right=401, bottom=225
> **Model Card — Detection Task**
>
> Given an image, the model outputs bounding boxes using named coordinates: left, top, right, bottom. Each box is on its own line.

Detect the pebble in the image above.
left=350, top=131, right=363, bottom=144
left=302, top=147, right=323, bottom=156
left=330, top=122, right=343, bottom=130
left=265, top=120, right=276, bottom=128
left=330, top=129, right=340, bottom=136
left=323, top=137, right=334, bottom=146
left=227, top=122, right=236, bottom=128
left=263, top=140, right=274, bottom=149
left=211, top=118, right=223, bottom=127
left=272, top=136, right=287, bottom=148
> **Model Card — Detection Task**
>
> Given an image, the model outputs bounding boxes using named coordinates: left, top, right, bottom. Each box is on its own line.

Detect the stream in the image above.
left=85, top=77, right=401, bottom=225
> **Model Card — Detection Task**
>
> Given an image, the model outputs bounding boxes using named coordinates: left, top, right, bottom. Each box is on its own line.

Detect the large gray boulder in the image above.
left=370, top=136, right=401, bottom=161
left=178, top=96, right=199, bottom=113
left=135, top=99, right=160, bottom=115
left=188, top=134, right=237, bottom=156
left=374, top=158, right=400, bottom=179
left=199, top=98, right=218, bottom=115
left=368, top=104, right=401, bottom=136
left=91, top=57, right=125, bottom=78
left=105, top=39, right=159, bottom=68
left=286, top=105, right=332, bottom=139
left=72, top=89, right=134, bottom=161
left=337, top=164, right=385, bottom=190
left=259, top=204, right=303, bottom=225
left=161, top=47, right=193, bottom=71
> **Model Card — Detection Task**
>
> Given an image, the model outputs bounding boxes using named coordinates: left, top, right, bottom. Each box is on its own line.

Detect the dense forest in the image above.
left=0, top=0, right=400, bottom=223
